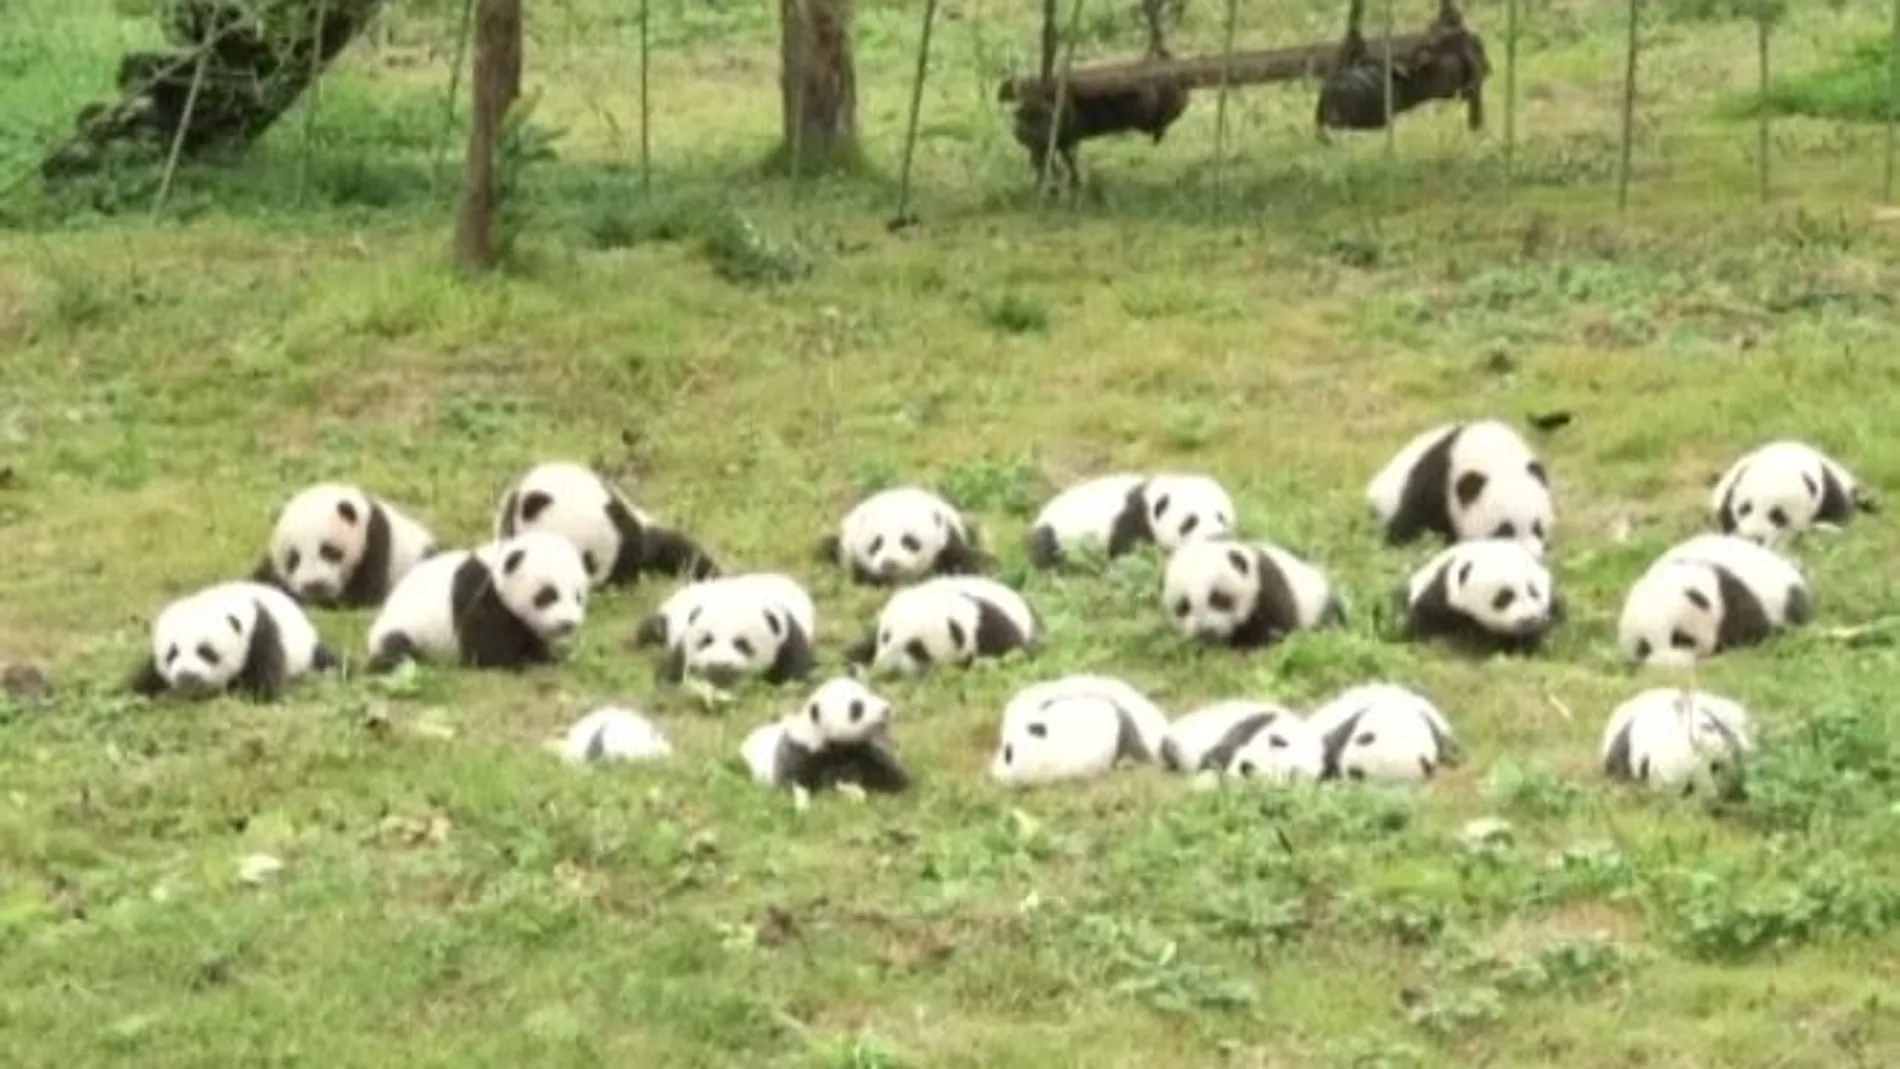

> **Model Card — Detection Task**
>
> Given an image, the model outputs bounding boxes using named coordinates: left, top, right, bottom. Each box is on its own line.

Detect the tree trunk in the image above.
left=454, top=0, right=522, bottom=273
left=774, top=0, right=860, bottom=173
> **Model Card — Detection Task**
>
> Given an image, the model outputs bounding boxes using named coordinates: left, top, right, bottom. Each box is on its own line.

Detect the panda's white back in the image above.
left=1327, top=703, right=1446, bottom=783
left=202, top=580, right=323, bottom=678
left=664, top=573, right=816, bottom=647
left=990, top=693, right=1126, bottom=784
left=1255, top=544, right=1336, bottom=627
left=1309, top=683, right=1452, bottom=743
left=1224, top=716, right=1325, bottom=782
left=501, top=463, right=623, bottom=582
left=367, top=550, right=473, bottom=658
left=932, top=575, right=1036, bottom=637
left=1032, top=474, right=1146, bottom=548
left=1604, top=690, right=1719, bottom=789
left=1021, top=673, right=1170, bottom=758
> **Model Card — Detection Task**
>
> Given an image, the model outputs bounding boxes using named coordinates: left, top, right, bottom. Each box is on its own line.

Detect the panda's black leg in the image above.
left=312, top=644, right=342, bottom=673
left=125, top=656, right=168, bottom=698
left=365, top=634, right=419, bottom=676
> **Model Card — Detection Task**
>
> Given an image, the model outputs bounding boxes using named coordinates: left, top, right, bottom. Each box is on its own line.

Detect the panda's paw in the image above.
left=791, top=785, right=812, bottom=812
left=837, top=782, right=868, bottom=804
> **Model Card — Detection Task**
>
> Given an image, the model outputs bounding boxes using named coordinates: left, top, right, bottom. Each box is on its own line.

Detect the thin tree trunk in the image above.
left=775, top=0, right=859, bottom=172
left=455, top=0, right=522, bottom=272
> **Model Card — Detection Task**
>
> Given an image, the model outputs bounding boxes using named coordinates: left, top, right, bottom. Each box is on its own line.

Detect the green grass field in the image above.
left=4, top=0, right=1900, bottom=1065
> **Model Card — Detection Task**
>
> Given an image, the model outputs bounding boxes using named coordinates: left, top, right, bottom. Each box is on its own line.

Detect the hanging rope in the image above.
left=889, top=0, right=940, bottom=229
left=1210, top=0, right=1240, bottom=214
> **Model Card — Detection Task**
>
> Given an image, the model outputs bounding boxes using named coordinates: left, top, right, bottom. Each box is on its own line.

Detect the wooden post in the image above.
left=454, top=0, right=523, bottom=273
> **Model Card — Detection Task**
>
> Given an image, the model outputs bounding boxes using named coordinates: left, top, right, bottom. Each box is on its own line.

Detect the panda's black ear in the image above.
left=630, top=613, right=669, bottom=649
left=502, top=549, right=526, bottom=575
left=766, top=618, right=815, bottom=684
left=520, top=491, right=554, bottom=523
left=249, top=554, right=281, bottom=586
left=1525, top=459, right=1548, bottom=487
left=496, top=491, right=520, bottom=537
left=336, top=500, right=360, bottom=525
left=1453, top=471, right=1488, bottom=507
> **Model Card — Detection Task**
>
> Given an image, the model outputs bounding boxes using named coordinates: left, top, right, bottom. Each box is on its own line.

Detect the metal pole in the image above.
left=1617, top=0, right=1639, bottom=211
left=890, top=0, right=939, bottom=228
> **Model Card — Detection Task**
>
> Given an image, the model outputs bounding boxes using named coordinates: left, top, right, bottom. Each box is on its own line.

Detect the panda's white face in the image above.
left=1224, top=720, right=1324, bottom=783
left=489, top=532, right=590, bottom=642
left=1453, top=465, right=1553, bottom=560
left=1162, top=540, right=1258, bottom=641
left=840, top=489, right=961, bottom=583
left=674, top=595, right=792, bottom=686
left=794, top=677, right=894, bottom=745
left=151, top=587, right=256, bottom=695
left=1141, top=475, right=1236, bottom=551
left=271, top=484, right=374, bottom=604
left=1618, top=560, right=1721, bottom=667
left=869, top=586, right=979, bottom=676
left=1716, top=449, right=1826, bottom=549
left=1441, top=540, right=1555, bottom=636
left=989, top=694, right=1123, bottom=785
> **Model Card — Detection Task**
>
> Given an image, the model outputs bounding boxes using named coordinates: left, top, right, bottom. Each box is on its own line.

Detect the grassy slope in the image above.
left=3, top=1, right=1900, bottom=1066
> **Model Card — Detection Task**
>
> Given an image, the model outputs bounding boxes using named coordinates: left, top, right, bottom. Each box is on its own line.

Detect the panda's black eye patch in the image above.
left=696, top=633, right=715, bottom=650
left=1527, top=585, right=1543, bottom=603
left=1455, top=561, right=1474, bottom=586
left=1634, top=638, right=1653, bottom=659
left=1225, top=549, right=1250, bottom=575
left=1768, top=507, right=1789, bottom=527
left=336, top=501, right=360, bottom=524
left=226, top=614, right=242, bottom=633
left=284, top=549, right=301, bottom=573
left=1801, top=473, right=1819, bottom=498
left=1268, top=735, right=1288, bottom=749
left=318, top=543, right=345, bottom=564
left=1684, top=588, right=1712, bottom=611
left=733, top=638, right=754, bottom=657
left=1179, top=514, right=1200, bottom=537
left=1152, top=493, right=1171, bottom=518
left=947, top=620, right=967, bottom=647
left=1208, top=590, right=1235, bottom=613
left=1003, top=744, right=1015, bottom=764
left=1354, top=731, right=1377, bottom=747
left=1532, top=521, right=1546, bottom=539
left=1027, top=722, right=1048, bottom=738
left=1738, top=501, right=1754, bottom=517
left=1238, top=761, right=1257, bottom=775
left=868, top=536, right=885, bottom=555
left=1495, top=522, right=1517, bottom=539
left=903, top=639, right=929, bottom=664
left=762, top=611, right=783, bottom=637
left=899, top=534, right=921, bottom=553
left=808, top=702, right=822, bottom=723
left=1172, top=597, right=1191, bottom=618
left=848, top=700, right=864, bottom=722
left=164, top=644, right=180, bottom=664
left=685, top=606, right=703, bottom=627
left=196, top=643, right=221, bottom=665
left=1669, top=629, right=1697, bottom=650
left=1491, top=589, right=1517, bottom=611
left=1526, top=460, right=1548, bottom=485
left=532, top=586, right=558, bottom=610
left=581, top=552, right=598, bottom=576
left=878, top=630, right=892, bottom=648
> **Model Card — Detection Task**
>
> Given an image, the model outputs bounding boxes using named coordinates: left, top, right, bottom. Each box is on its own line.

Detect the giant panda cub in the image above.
left=1162, top=539, right=1343, bottom=650
left=1401, top=538, right=1564, bottom=655
left=127, top=580, right=338, bottom=702
left=656, top=572, right=817, bottom=688
left=1307, top=683, right=1460, bottom=784
left=817, top=486, right=989, bottom=585
left=251, top=483, right=438, bottom=608
left=989, top=674, right=1171, bottom=786
left=365, top=531, right=591, bottom=673
left=1617, top=533, right=1811, bottom=667
left=843, top=576, right=1037, bottom=676
left=494, top=461, right=718, bottom=590
left=1712, top=440, right=1875, bottom=547
left=740, top=677, right=912, bottom=795
left=1027, top=472, right=1236, bottom=569
left=1599, top=687, right=1754, bottom=795
left=1158, top=699, right=1323, bottom=782
left=1367, top=419, right=1555, bottom=558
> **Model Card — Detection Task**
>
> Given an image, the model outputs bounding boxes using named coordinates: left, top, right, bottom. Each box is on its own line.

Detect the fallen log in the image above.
left=998, top=33, right=1437, bottom=102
